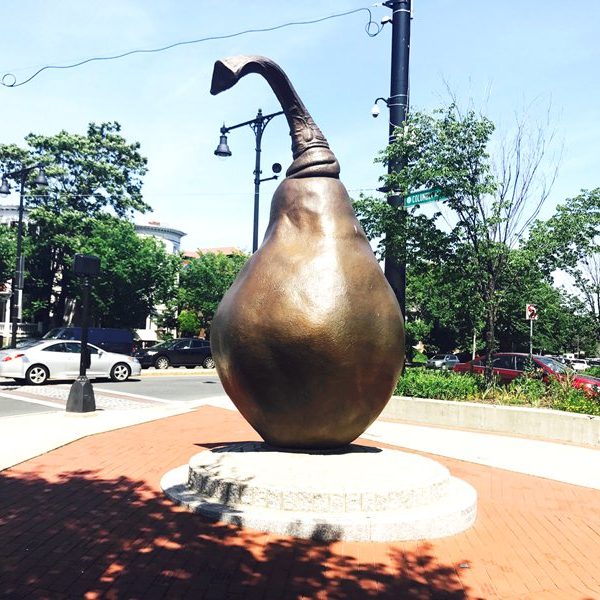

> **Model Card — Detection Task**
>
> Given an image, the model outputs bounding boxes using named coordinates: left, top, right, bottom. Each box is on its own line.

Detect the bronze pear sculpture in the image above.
left=210, top=55, right=404, bottom=449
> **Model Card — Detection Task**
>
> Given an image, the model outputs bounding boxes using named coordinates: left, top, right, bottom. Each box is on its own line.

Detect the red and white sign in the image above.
left=525, top=304, right=538, bottom=320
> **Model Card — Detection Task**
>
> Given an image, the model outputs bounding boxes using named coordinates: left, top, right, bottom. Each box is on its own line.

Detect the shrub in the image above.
left=394, top=369, right=600, bottom=416
left=585, top=366, right=600, bottom=378
left=395, top=369, right=484, bottom=401
left=411, top=351, right=428, bottom=364
left=546, top=378, right=600, bottom=416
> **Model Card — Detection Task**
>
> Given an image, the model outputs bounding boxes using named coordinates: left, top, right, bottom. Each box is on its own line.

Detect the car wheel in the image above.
left=25, top=364, right=49, bottom=385
left=155, top=356, right=170, bottom=370
left=110, top=363, right=131, bottom=382
left=202, top=356, right=215, bottom=369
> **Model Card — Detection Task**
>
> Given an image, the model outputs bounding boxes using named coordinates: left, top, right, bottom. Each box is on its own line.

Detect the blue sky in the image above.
left=1, top=1, right=599, bottom=254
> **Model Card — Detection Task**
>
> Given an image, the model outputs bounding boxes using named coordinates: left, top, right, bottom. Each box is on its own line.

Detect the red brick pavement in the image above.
left=1, top=405, right=599, bottom=599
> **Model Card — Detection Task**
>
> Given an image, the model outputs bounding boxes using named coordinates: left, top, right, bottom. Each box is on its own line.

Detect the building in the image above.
left=134, top=220, right=187, bottom=345
left=134, top=220, right=186, bottom=254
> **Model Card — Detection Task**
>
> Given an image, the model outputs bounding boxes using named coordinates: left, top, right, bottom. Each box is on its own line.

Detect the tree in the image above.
left=0, top=122, right=150, bottom=327
left=72, top=216, right=180, bottom=328
left=527, top=188, right=600, bottom=347
left=178, top=310, right=201, bottom=337
left=355, top=103, right=559, bottom=373
left=178, top=252, right=249, bottom=334
left=0, top=225, right=15, bottom=285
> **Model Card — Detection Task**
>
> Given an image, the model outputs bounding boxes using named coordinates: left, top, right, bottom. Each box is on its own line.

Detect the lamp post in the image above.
left=214, top=108, right=283, bottom=252
left=385, top=0, right=411, bottom=318
left=370, top=1, right=411, bottom=318
left=0, top=165, right=48, bottom=347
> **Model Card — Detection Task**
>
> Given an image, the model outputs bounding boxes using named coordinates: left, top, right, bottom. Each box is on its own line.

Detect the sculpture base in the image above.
left=161, top=442, right=477, bottom=542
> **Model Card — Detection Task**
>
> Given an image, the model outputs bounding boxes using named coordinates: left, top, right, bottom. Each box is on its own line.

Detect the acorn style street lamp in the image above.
left=0, top=164, right=48, bottom=347
left=214, top=108, right=283, bottom=252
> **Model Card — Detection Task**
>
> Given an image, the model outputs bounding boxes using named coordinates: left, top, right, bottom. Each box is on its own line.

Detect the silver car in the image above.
left=425, top=353, right=460, bottom=370
left=0, top=340, right=141, bottom=385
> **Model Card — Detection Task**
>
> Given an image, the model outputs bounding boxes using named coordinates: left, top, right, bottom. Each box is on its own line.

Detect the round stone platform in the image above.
left=161, top=442, right=477, bottom=542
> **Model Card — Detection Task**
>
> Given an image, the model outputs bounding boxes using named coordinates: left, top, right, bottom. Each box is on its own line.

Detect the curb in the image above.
left=380, top=395, right=600, bottom=448
left=139, top=368, right=217, bottom=377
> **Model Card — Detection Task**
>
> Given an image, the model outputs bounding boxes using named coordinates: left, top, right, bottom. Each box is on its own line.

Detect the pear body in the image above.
left=211, top=176, right=404, bottom=449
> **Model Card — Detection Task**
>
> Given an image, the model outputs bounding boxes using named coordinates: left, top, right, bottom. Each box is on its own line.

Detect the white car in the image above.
left=0, top=340, right=141, bottom=385
left=569, top=359, right=590, bottom=371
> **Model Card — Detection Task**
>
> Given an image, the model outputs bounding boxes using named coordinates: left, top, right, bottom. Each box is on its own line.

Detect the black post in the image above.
left=10, top=172, right=26, bottom=348
left=66, top=254, right=100, bottom=413
left=252, top=110, right=265, bottom=253
left=79, top=277, right=91, bottom=377
left=215, top=109, right=283, bottom=253
left=384, top=0, right=411, bottom=318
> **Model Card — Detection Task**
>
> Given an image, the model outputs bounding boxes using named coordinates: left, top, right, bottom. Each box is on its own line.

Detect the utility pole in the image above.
left=383, top=0, right=411, bottom=318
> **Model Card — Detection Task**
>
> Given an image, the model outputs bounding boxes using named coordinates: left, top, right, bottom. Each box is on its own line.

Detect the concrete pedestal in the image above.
left=161, top=442, right=477, bottom=542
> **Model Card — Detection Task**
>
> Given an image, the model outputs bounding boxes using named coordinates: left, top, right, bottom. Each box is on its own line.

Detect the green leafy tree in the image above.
left=179, top=252, right=249, bottom=334
left=355, top=104, right=559, bottom=374
left=527, top=188, right=600, bottom=347
left=71, top=216, right=180, bottom=328
left=178, top=309, right=201, bottom=337
left=0, top=225, right=15, bottom=286
left=0, top=122, right=150, bottom=328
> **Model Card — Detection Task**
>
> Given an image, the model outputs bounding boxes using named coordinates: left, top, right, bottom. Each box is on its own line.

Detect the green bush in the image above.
left=411, top=351, right=428, bottom=364
left=394, top=369, right=600, bottom=416
left=546, top=378, right=600, bottom=416
left=585, top=366, right=600, bottom=378
left=501, top=376, right=547, bottom=407
left=395, top=369, right=484, bottom=400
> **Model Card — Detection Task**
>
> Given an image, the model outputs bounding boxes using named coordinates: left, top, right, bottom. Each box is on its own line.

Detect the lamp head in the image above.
left=214, top=133, right=232, bottom=157
left=33, top=166, right=48, bottom=187
left=0, top=176, right=10, bottom=197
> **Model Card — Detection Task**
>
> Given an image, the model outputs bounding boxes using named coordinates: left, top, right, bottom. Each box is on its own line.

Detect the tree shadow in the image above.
left=0, top=469, right=477, bottom=599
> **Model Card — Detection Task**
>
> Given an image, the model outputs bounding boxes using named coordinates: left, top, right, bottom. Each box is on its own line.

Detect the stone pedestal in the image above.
left=161, top=442, right=477, bottom=542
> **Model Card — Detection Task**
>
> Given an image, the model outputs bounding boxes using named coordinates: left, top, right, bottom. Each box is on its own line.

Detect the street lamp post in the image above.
left=385, top=0, right=412, bottom=319
left=370, top=1, right=412, bottom=317
left=214, top=108, right=283, bottom=252
left=0, top=165, right=48, bottom=347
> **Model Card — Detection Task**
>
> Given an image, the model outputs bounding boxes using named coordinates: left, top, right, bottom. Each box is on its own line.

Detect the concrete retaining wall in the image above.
left=380, top=396, right=600, bottom=447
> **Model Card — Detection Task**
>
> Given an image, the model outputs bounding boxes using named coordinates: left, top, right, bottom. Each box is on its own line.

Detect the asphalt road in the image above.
left=0, top=371, right=227, bottom=419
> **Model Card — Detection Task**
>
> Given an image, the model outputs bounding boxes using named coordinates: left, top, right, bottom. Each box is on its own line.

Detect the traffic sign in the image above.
left=525, top=304, right=538, bottom=320
left=405, top=188, right=446, bottom=207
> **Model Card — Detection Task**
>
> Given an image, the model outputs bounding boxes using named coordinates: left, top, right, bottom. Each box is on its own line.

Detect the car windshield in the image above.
left=42, top=328, right=74, bottom=340
left=536, top=356, right=572, bottom=374
left=16, top=338, right=43, bottom=348
left=431, top=355, right=445, bottom=360
left=147, top=340, right=176, bottom=350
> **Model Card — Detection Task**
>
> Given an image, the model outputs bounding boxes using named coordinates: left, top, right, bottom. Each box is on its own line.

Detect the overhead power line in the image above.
left=1, top=7, right=383, bottom=88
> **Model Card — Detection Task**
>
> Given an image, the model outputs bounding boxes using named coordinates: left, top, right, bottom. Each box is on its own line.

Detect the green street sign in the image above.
left=405, top=188, right=446, bottom=207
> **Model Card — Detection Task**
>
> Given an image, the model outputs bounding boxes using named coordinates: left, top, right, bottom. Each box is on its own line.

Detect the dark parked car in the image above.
left=453, top=352, right=600, bottom=396
left=134, top=338, right=214, bottom=369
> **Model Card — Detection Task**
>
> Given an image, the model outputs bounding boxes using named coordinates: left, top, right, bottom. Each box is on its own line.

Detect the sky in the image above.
left=1, top=0, right=599, bottom=254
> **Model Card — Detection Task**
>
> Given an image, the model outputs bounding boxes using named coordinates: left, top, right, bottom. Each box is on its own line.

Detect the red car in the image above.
left=453, top=352, right=600, bottom=396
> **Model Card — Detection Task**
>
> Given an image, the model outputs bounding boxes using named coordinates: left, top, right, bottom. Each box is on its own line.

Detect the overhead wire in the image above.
left=1, top=7, right=384, bottom=88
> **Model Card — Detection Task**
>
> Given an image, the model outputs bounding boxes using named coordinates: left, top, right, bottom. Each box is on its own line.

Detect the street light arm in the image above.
left=211, top=55, right=339, bottom=179
left=220, top=110, right=284, bottom=135
left=2, top=163, right=43, bottom=180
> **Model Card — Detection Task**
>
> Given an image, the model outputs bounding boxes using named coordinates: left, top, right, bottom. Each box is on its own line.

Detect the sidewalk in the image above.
left=1, top=402, right=600, bottom=598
